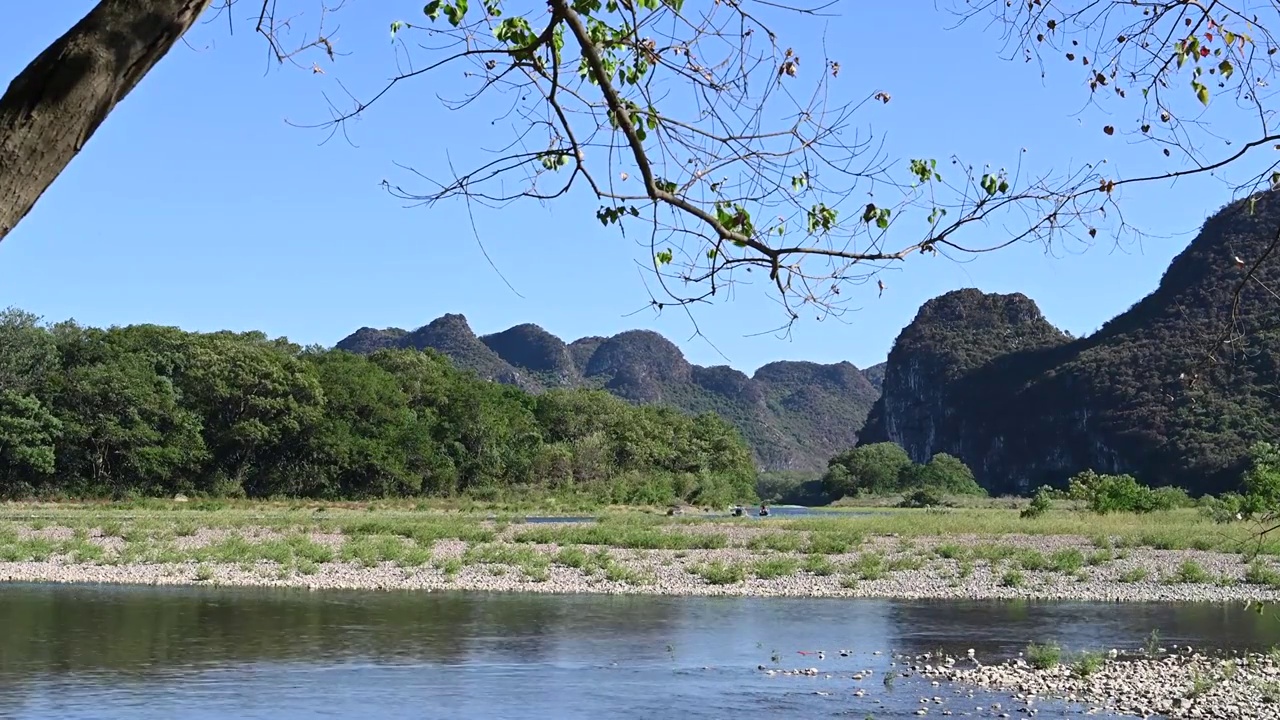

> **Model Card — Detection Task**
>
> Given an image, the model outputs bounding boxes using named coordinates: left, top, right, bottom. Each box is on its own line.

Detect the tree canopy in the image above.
left=0, top=308, right=757, bottom=505
left=821, top=440, right=984, bottom=500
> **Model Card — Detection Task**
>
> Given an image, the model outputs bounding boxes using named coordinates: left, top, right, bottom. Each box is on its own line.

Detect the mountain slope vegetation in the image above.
left=862, top=191, right=1280, bottom=495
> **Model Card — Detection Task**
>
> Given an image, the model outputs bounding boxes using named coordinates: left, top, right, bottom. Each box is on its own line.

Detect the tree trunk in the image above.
left=0, top=0, right=212, bottom=243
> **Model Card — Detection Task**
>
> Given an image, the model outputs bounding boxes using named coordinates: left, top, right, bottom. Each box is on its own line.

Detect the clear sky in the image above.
left=0, top=2, right=1259, bottom=373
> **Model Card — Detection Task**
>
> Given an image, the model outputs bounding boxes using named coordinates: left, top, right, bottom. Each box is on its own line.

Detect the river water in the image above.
left=1, top=583, right=1277, bottom=719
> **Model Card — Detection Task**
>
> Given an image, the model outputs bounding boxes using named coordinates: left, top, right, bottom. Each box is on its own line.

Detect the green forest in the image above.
left=0, top=309, right=757, bottom=505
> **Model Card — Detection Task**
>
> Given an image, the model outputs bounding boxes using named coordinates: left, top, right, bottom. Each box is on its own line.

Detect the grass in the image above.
left=1, top=501, right=1271, bottom=553
left=0, top=536, right=58, bottom=562
left=2, top=503, right=1276, bottom=597
left=1185, top=673, right=1217, bottom=699
left=886, top=555, right=923, bottom=572
left=1118, top=567, right=1150, bottom=583
left=1245, top=560, right=1280, bottom=587
left=691, top=560, right=747, bottom=585
left=433, top=556, right=463, bottom=577
left=1016, top=550, right=1049, bottom=571
left=513, top=523, right=726, bottom=550
left=1086, top=549, right=1113, bottom=566
left=847, top=552, right=887, bottom=581
left=804, top=531, right=863, bottom=555
left=1049, top=548, right=1085, bottom=574
left=1167, top=559, right=1212, bottom=584
left=802, top=554, right=837, bottom=576
left=752, top=556, right=799, bottom=579
left=1001, top=569, right=1026, bottom=588
left=1071, top=650, right=1105, bottom=678
left=340, top=535, right=411, bottom=568
left=553, top=545, right=591, bottom=569
left=462, top=543, right=550, bottom=581
left=769, top=508, right=1269, bottom=554
left=549, top=545, right=652, bottom=584
left=396, top=545, right=433, bottom=568
left=746, top=533, right=805, bottom=553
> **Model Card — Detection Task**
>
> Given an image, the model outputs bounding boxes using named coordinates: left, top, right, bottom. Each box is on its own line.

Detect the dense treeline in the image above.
left=0, top=310, right=757, bottom=505
left=823, top=442, right=985, bottom=501
left=753, top=441, right=986, bottom=507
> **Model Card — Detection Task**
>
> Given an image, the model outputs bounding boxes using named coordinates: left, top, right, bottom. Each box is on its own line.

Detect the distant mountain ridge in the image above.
left=337, top=316, right=883, bottom=471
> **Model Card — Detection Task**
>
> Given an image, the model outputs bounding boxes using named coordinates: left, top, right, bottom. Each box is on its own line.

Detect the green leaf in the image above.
left=1197, top=84, right=1210, bottom=106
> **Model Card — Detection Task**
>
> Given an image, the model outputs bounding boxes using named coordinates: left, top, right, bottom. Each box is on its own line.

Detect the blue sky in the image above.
left=0, top=2, right=1258, bottom=372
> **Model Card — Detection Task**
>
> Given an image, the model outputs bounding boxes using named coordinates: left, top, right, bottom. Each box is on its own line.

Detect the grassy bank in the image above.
left=2, top=501, right=1280, bottom=602
left=1, top=501, right=1276, bottom=555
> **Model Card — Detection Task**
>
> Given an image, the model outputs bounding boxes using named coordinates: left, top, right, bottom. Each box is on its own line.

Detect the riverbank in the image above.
left=4, top=506, right=1280, bottom=602
left=916, top=647, right=1280, bottom=719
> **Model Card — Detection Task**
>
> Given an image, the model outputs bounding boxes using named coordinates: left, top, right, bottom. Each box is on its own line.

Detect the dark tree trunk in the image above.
left=0, top=0, right=212, bottom=243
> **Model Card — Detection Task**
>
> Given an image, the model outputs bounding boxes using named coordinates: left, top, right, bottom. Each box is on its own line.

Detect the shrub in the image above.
left=898, top=453, right=987, bottom=496
left=1021, top=486, right=1053, bottom=519
left=897, top=487, right=944, bottom=509
left=1199, top=492, right=1248, bottom=524
left=1025, top=642, right=1061, bottom=669
left=692, top=561, right=747, bottom=585
left=1068, top=470, right=1177, bottom=514
left=1151, top=486, right=1194, bottom=510
left=1245, top=560, right=1280, bottom=587
left=1071, top=651, right=1105, bottom=678
left=752, top=557, right=799, bottom=579
left=1239, top=442, right=1280, bottom=519
left=1169, top=560, right=1211, bottom=584
left=1118, top=567, right=1149, bottom=583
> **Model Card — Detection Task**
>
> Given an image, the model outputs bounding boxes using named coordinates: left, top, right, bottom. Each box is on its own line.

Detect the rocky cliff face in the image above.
left=337, top=318, right=884, bottom=471
left=862, top=191, right=1280, bottom=495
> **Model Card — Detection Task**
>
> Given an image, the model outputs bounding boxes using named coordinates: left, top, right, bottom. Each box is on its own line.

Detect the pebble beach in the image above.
left=918, top=648, right=1280, bottom=719
left=3, top=519, right=1280, bottom=603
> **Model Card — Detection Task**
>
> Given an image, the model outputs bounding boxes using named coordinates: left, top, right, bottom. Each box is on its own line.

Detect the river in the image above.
left=1, top=583, right=1277, bottom=718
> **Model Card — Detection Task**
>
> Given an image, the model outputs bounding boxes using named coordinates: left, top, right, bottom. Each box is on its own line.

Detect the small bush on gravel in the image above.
left=1049, top=548, right=1085, bottom=574
left=1071, top=650, right=1105, bottom=678
left=1001, top=569, right=1026, bottom=588
left=691, top=560, right=747, bottom=585
left=1025, top=641, right=1062, bottom=669
left=1169, top=559, right=1211, bottom=584
left=1016, top=550, right=1048, bottom=571
left=1118, top=567, right=1149, bottom=583
left=752, top=557, right=799, bottom=579
left=1245, top=560, right=1280, bottom=587
left=802, top=554, right=836, bottom=576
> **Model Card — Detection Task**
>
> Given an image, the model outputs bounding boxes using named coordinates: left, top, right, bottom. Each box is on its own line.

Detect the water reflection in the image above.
left=1, top=584, right=1277, bottom=719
